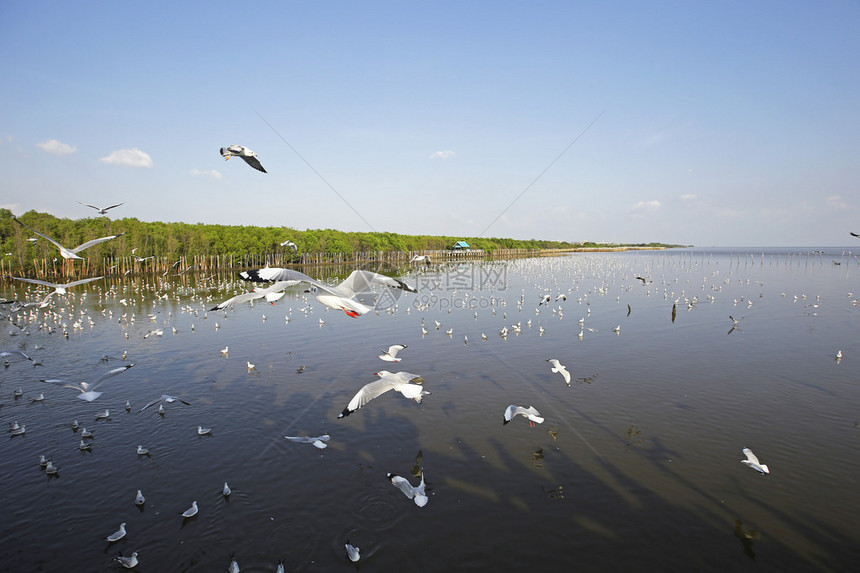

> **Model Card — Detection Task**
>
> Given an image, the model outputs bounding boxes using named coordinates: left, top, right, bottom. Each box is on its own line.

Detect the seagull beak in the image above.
left=344, top=309, right=361, bottom=318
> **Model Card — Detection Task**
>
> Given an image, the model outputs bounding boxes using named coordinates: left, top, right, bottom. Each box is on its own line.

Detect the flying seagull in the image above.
left=378, top=344, right=407, bottom=362
left=741, top=447, right=769, bottom=474
left=546, top=359, right=571, bottom=386
left=284, top=434, right=331, bottom=449
left=387, top=471, right=428, bottom=507
left=210, top=280, right=298, bottom=311
left=850, top=232, right=859, bottom=238
left=220, top=144, right=267, bottom=173
left=40, top=363, right=135, bottom=401
left=240, top=267, right=416, bottom=318
left=138, top=394, right=191, bottom=412
left=77, top=201, right=123, bottom=215
left=12, top=276, right=104, bottom=307
left=338, top=371, right=428, bottom=418
left=13, top=218, right=124, bottom=260
left=503, top=405, right=544, bottom=426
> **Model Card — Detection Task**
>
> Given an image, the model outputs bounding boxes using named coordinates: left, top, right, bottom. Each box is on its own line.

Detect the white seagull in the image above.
left=222, top=482, right=232, bottom=497
left=77, top=201, right=123, bottom=215
left=135, top=490, right=145, bottom=506
left=197, top=426, right=212, bottom=435
left=13, top=276, right=104, bottom=307
left=546, top=359, right=571, bottom=386
left=378, top=344, right=407, bottom=362
left=138, top=394, right=190, bottom=412
left=503, top=405, right=544, bottom=426
left=114, top=552, right=139, bottom=569
left=40, top=363, right=135, bottom=402
left=13, top=217, right=124, bottom=260
left=182, top=501, right=198, bottom=518
left=345, top=541, right=360, bottom=563
left=220, top=144, right=267, bottom=173
left=284, top=434, right=331, bottom=449
left=239, top=267, right=416, bottom=318
left=106, top=522, right=127, bottom=542
left=209, top=280, right=298, bottom=311
left=741, top=447, right=770, bottom=475
left=387, top=471, right=428, bottom=507
left=338, top=371, right=428, bottom=418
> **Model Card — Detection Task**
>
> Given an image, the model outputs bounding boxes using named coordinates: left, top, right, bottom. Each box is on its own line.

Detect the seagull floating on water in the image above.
left=284, top=434, right=331, bottom=449
left=40, top=363, right=135, bottom=402
left=13, top=218, right=124, bottom=260
left=546, top=359, right=571, bottom=386
left=338, top=371, right=428, bottom=418
left=345, top=541, right=360, bottom=563
left=228, top=555, right=240, bottom=573
left=378, top=344, right=407, bottom=362
left=197, top=426, right=212, bottom=435
left=387, top=471, right=428, bottom=507
left=220, top=144, right=267, bottom=173
left=136, top=445, right=150, bottom=456
left=135, top=490, right=145, bottom=506
left=222, top=482, right=232, bottom=497
left=114, top=552, right=139, bottom=569
left=504, top=405, right=544, bottom=426
left=240, top=267, right=416, bottom=318
left=741, top=447, right=770, bottom=475
left=106, top=522, right=127, bottom=542
left=182, top=501, right=198, bottom=518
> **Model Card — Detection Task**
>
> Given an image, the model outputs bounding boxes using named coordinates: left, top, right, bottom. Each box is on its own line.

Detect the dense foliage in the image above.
left=0, top=209, right=678, bottom=269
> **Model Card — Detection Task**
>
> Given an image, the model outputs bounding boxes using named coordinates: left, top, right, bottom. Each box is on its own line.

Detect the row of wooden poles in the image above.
left=0, top=248, right=542, bottom=280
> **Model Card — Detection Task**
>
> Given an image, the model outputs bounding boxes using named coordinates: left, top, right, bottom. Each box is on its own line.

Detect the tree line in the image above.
left=0, top=208, right=675, bottom=274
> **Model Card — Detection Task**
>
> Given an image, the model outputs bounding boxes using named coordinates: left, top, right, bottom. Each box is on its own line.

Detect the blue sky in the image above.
left=2, top=1, right=858, bottom=246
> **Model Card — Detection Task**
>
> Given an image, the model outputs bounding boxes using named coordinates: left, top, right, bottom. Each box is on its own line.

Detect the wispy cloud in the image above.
left=36, top=139, right=76, bottom=155
left=825, top=195, right=856, bottom=210
left=430, top=150, right=456, bottom=160
left=190, top=168, right=223, bottom=179
left=679, top=193, right=697, bottom=201
left=99, top=148, right=153, bottom=168
left=632, top=200, right=661, bottom=212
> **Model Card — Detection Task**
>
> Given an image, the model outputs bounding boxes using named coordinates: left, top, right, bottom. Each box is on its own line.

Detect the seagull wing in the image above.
left=13, top=276, right=60, bottom=289
left=338, top=378, right=399, bottom=417
left=386, top=344, right=406, bottom=358
left=13, top=218, right=73, bottom=256
left=335, top=270, right=416, bottom=297
left=850, top=232, right=859, bottom=238
left=88, top=363, right=135, bottom=391
left=742, top=447, right=761, bottom=465
left=102, top=203, right=123, bottom=211
left=61, top=276, right=104, bottom=289
left=388, top=474, right=417, bottom=499
left=71, top=234, right=125, bottom=254
left=241, top=155, right=267, bottom=173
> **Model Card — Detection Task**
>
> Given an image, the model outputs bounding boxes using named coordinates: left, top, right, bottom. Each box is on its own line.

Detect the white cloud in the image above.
left=632, top=200, right=661, bottom=211
left=99, top=148, right=153, bottom=168
left=36, top=139, right=76, bottom=155
left=190, top=168, right=223, bottom=179
left=679, top=194, right=697, bottom=201
left=430, top=150, right=456, bottom=159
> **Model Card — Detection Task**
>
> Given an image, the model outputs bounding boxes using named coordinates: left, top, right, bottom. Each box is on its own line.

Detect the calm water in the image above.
left=1, top=248, right=859, bottom=572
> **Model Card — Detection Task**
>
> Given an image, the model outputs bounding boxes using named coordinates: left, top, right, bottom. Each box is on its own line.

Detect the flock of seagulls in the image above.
left=6, top=219, right=856, bottom=569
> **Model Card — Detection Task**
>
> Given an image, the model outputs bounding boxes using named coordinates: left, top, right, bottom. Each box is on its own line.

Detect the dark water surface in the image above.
left=1, top=248, right=859, bottom=572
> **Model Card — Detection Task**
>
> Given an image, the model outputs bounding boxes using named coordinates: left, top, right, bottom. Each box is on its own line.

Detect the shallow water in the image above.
left=1, top=248, right=859, bottom=572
